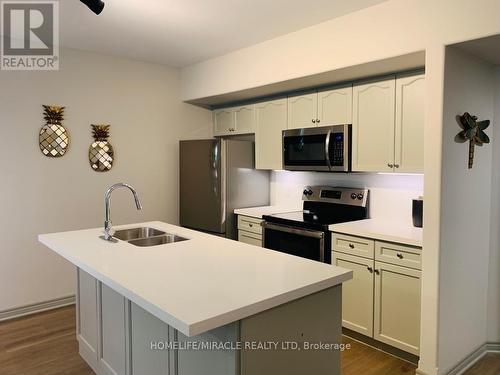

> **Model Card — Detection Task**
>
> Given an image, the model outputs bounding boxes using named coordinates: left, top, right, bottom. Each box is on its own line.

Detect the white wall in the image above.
left=488, top=69, right=500, bottom=342
left=0, top=48, right=212, bottom=312
left=439, top=47, right=494, bottom=373
left=270, top=171, right=423, bottom=227
left=181, top=0, right=500, bottom=102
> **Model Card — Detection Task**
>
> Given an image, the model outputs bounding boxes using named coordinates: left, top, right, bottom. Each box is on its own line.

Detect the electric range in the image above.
left=262, top=186, right=369, bottom=264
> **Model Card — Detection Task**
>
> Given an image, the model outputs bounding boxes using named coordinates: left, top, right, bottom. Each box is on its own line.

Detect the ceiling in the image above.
left=59, top=0, right=389, bottom=67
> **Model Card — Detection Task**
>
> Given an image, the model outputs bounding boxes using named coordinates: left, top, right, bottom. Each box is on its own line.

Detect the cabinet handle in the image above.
left=316, top=119, right=321, bottom=123
left=312, top=119, right=316, bottom=124
left=367, top=266, right=373, bottom=273
left=394, top=164, right=400, bottom=168
left=387, top=163, right=394, bottom=168
left=396, top=253, right=404, bottom=259
left=374, top=269, right=380, bottom=275
left=248, top=223, right=253, bottom=227
left=349, top=243, right=355, bottom=249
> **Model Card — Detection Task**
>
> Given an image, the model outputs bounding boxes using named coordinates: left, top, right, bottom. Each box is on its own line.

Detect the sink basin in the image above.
left=114, top=227, right=165, bottom=241
left=128, top=235, right=189, bottom=247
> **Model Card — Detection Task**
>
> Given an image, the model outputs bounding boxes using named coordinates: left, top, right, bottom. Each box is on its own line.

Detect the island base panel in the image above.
left=240, top=286, right=342, bottom=375
left=77, top=268, right=343, bottom=375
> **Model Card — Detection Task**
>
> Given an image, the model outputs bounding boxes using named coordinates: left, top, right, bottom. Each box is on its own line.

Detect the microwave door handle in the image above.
left=325, top=130, right=332, bottom=170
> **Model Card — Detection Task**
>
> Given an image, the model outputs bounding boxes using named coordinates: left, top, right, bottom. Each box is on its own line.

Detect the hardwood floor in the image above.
left=464, top=352, right=500, bottom=375
left=0, top=305, right=498, bottom=375
left=341, top=336, right=416, bottom=374
left=0, top=306, right=93, bottom=375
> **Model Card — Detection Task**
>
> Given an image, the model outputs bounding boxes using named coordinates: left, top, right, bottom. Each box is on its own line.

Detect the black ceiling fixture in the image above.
left=80, top=0, right=105, bottom=15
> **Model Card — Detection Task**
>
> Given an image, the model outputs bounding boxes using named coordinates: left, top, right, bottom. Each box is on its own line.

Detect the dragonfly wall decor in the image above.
left=456, top=112, right=490, bottom=169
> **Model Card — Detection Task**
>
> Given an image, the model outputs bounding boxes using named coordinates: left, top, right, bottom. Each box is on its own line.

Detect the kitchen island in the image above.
left=39, top=221, right=352, bottom=375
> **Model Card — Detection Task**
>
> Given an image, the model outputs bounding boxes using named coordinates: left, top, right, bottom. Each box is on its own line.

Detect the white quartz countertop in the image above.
left=39, top=221, right=352, bottom=337
left=234, top=205, right=300, bottom=219
left=329, top=219, right=423, bottom=247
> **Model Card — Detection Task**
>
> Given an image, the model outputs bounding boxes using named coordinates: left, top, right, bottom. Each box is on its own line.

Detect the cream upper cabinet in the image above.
left=255, top=99, right=287, bottom=170
left=373, top=261, right=421, bottom=355
left=318, top=86, right=353, bottom=125
left=213, top=108, right=234, bottom=136
left=213, top=105, right=256, bottom=136
left=233, top=105, right=256, bottom=134
left=333, top=252, right=374, bottom=337
left=287, top=93, right=318, bottom=129
left=395, top=73, right=425, bottom=173
left=352, top=77, right=396, bottom=172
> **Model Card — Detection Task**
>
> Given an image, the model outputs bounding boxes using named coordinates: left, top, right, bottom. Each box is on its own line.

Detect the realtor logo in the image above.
left=1, top=1, right=59, bottom=70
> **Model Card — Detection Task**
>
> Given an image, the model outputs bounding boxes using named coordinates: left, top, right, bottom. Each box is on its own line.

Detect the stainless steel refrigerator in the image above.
left=180, top=139, right=270, bottom=239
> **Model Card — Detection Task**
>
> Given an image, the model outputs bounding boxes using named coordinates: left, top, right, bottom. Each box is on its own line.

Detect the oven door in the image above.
left=262, top=222, right=328, bottom=263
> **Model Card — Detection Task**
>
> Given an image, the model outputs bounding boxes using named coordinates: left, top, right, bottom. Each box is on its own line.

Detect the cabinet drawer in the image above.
left=375, top=241, right=422, bottom=270
left=332, top=233, right=375, bottom=259
left=238, top=230, right=262, bottom=246
left=237, top=215, right=263, bottom=235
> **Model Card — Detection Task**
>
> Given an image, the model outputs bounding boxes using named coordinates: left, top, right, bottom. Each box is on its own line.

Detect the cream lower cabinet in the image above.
left=237, top=215, right=263, bottom=246
left=255, top=99, right=287, bottom=170
left=374, top=261, right=421, bottom=355
left=332, top=233, right=422, bottom=355
left=332, top=252, right=374, bottom=337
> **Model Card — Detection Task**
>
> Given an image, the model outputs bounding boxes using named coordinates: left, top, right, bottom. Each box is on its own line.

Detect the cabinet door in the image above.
left=77, top=269, right=99, bottom=372
left=234, top=105, right=255, bottom=134
left=100, top=284, right=127, bottom=375
left=287, top=93, right=318, bottom=129
left=213, top=108, right=235, bottom=136
left=318, top=86, right=353, bottom=125
left=332, top=252, right=374, bottom=336
left=395, top=73, right=425, bottom=173
left=374, top=261, right=421, bottom=355
left=255, top=99, right=287, bottom=170
left=352, top=77, right=396, bottom=172
left=130, top=303, right=170, bottom=375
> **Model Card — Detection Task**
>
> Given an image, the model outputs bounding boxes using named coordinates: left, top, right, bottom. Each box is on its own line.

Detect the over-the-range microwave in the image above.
left=282, top=124, right=352, bottom=172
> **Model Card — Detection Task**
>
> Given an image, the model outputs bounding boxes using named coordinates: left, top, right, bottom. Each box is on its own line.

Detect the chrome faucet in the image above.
left=102, top=183, right=143, bottom=242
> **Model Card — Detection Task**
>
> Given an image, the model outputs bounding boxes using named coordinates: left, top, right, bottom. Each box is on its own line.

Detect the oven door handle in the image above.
left=262, top=222, right=324, bottom=238
left=261, top=222, right=326, bottom=263
left=325, top=129, right=332, bottom=170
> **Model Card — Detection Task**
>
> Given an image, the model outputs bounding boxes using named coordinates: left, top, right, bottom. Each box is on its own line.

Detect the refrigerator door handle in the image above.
left=211, top=141, right=219, bottom=198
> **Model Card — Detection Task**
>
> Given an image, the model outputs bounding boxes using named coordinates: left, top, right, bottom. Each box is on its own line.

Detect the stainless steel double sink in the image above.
left=113, top=227, right=189, bottom=247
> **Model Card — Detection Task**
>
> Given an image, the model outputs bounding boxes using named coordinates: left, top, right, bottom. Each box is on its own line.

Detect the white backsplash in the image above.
left=270, top=171, right=424, bottom=227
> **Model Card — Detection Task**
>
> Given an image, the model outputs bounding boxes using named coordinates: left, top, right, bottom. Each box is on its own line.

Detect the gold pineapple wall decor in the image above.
left=39, top=105, right=69, bottom=157
left=89, top=124, right=114, bottom=172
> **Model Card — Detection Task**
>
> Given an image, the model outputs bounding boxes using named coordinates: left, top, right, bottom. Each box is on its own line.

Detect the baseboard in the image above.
left=0, top=295, right=75, bottom=322
left=446, top=342, right=500, bottom=375
left=486, top=342, right=500, bottom=352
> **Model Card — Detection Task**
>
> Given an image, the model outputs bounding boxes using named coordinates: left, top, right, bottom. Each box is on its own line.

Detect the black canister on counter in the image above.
left=412, top=197, right=423, bottom=228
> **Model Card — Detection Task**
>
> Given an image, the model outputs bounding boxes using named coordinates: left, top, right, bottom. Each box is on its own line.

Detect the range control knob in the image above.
left=351, top=193, right=357, bottom=200
left=303, top=189, right=313, bottom=196
left=357, top=193, right=364, bottom=200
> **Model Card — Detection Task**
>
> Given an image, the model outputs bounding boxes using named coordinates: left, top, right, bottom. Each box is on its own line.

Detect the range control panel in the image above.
left=302, top=186, right=368, bottom=207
